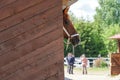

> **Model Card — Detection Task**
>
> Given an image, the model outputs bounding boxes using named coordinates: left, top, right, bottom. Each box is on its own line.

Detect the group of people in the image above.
left=66, top=53, right=88, bottom=75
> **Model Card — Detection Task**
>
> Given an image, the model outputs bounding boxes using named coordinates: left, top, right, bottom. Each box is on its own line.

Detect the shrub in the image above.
left=100, top=61, right=108, bottom=68
left=93, top=58, right=108, bottom=68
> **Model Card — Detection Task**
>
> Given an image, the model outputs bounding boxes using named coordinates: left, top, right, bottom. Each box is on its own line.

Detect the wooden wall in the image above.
left=111, top=53, right=120, bottom=75
left=0, top=0, right=64, bottom=80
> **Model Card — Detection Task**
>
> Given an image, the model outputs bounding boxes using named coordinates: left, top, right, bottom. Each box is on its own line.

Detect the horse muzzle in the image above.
left=70, top=35, right=80, bottom=46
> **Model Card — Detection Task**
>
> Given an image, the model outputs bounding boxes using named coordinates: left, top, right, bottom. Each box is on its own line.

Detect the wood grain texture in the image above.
left=0, top=0, right=59, bottom=32
left=0, top=0, right=17, bottom=9
left=111, top=53, right=120, bottom=75
left=0, top=0, right=64, bottom=80
left=0, top=0, right=44, bottom=20
left=0, top=4, right=61, bottom=55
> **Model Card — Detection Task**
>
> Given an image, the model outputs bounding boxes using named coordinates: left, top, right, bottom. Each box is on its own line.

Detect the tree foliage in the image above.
left=64, top=0, right=120, bottom=57
left=94, top=0, right=120, bottom=26
left=94, top=0, right=120, bottom=53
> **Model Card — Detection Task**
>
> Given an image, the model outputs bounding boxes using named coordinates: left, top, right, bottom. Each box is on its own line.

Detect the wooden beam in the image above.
left=62, top=0, right=78, bottom=9
left=118, top=40, right=120, bottom=53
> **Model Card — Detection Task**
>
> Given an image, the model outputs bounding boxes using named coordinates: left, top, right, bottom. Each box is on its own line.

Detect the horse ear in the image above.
left=63, top=7, right=70, bottom=14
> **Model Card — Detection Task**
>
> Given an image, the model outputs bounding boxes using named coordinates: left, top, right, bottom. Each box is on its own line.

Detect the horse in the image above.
left=63, top=7, right=80, bottom=46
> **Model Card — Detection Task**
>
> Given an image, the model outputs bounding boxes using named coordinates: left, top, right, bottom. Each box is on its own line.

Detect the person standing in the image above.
left=80, top=54, right=88, bottom=74
left=66, top=53, right=75, bottom=74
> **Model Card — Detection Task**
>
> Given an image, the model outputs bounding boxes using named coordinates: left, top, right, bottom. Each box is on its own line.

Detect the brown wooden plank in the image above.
left=111, top=54, right=120, bottom=75
left=111, top=57, right=120, bottom=66
left=21, top=58, right=63, bottom=80
left=1, top=47, right=63, bottom=80
left=118, top=40, right=120, bottom=53
left=0, top=0, right=63, bottom=80
left=0, top=26, right=62, bottom=77
left=33, top=60, right=64, bottom=80
left=0, top=18, right=58, bottom=55
left=44, top=72, right=64, bottom=80
left=0, top=0, right=44, bottom=21
left=111, top=66, right=120, bottom=75
left=0, top=39, right=62, bottom=75
left=0, top=37, right=63, bottom=79
left=0, top=26, right=62, bottom=67
left=0, top=3, right=60, bottom=43
left=111, top=54, right=120, bottom=66
left=12, top=60, right=62, bottom=80
left=0, top=5, right=61, bottom=54
left=26, top=50, right=63, bottom=80
left=0, top=0, right=59, bottom=32
left=56, top=73, right=64, bottom=80
left=0, top=0, right=17, bottom=9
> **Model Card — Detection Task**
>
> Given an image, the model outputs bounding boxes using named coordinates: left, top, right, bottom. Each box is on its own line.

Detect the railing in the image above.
left=64, top=57, right=110, bottom=67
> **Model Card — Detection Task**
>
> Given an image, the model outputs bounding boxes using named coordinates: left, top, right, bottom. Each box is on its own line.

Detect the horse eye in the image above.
left=64, top=20, right=69, bottom=25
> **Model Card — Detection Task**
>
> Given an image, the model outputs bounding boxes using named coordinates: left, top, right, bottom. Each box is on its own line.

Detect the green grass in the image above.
left=87, top=67, right=109, bottom=72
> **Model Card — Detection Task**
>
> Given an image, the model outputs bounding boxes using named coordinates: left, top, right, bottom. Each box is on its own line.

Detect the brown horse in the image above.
left=63, top=7, right=79, bottom=46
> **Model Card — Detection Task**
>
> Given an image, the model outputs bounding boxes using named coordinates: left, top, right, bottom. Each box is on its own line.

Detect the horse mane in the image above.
left=63, top=7, right=70, bottom=19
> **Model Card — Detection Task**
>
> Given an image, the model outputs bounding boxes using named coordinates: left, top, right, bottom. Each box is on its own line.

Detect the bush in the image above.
left=100, top=61, right=108, bottom=68
left=93, top=58, right=108, bottom=68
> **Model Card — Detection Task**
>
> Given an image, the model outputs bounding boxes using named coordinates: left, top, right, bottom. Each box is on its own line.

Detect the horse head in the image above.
left=63, top=7, right=80, bottom=46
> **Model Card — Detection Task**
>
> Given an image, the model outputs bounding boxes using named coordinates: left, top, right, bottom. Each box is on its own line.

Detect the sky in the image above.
left=69, top=0, right=100, bottom=21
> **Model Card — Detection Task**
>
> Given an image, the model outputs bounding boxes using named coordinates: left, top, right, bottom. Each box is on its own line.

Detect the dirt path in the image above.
left=64, top=67, right=120, bottom=80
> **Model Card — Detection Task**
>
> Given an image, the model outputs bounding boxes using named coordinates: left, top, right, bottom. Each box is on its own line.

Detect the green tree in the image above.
left=64, top=12, right=108, bottom=57
left=64, top=1, right=120, bottom=57
left=94, top=0, right=120, bottom=53
left=75, top=21, right=107, bottom=57
left=94, top=0, right=120, bottom=26
left=102, top=24, right=120, bottom=53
